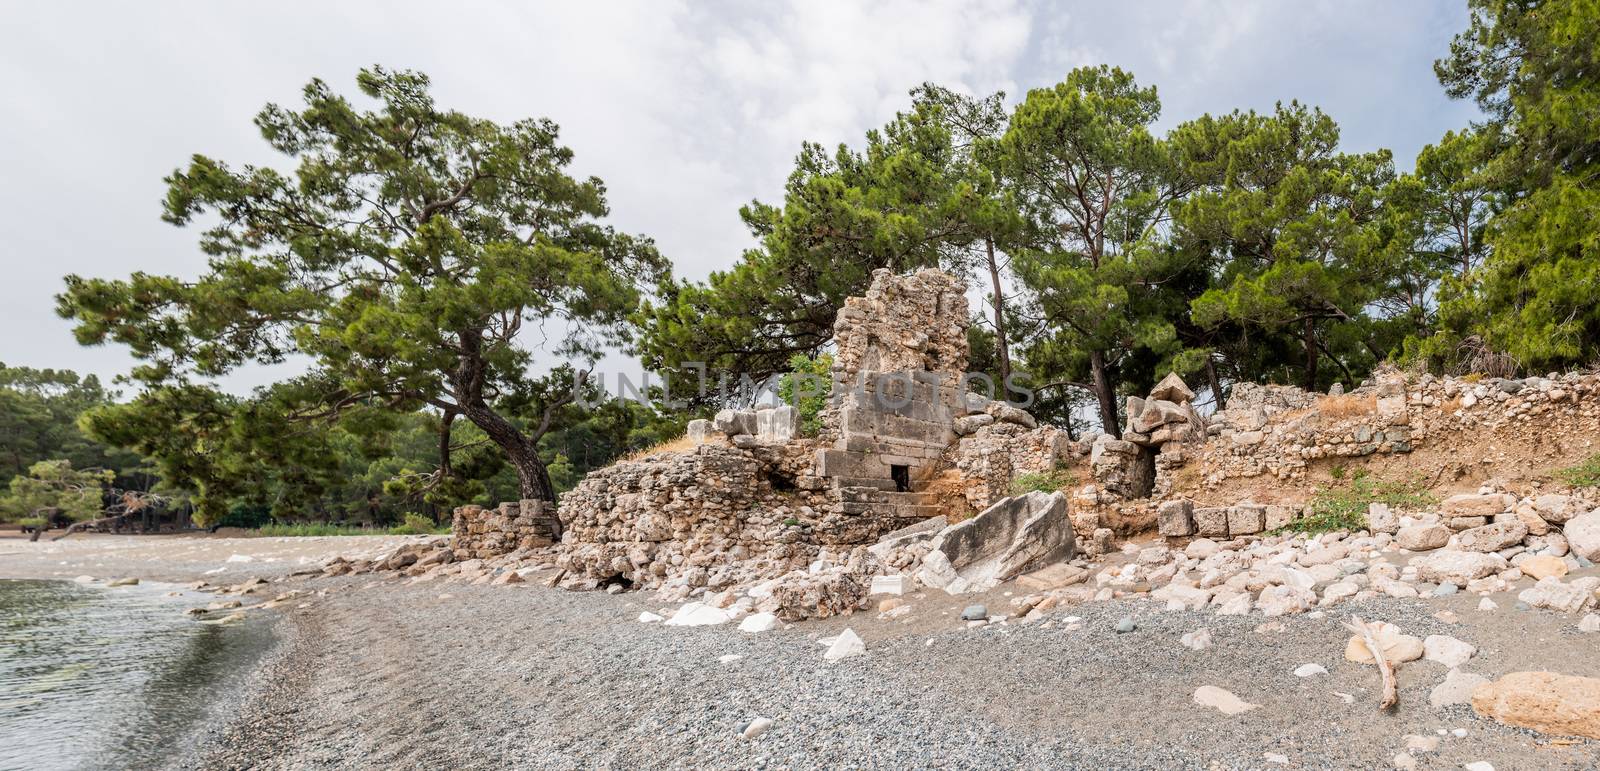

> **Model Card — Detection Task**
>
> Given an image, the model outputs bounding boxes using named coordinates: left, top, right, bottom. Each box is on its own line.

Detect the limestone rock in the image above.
left=1179, top=628, right=1213, bottom=651
left=1150, top=372, right=1196, bottom=404
left=1520, top=554, right=1569, bottom=581
left=1192, top=685, right=1257, bottom=715
left=1257, top=585, right=1316, bottom=616
left=664, top=602, right=732, bottom=627
left=1157, top=499, right=1195, bottom=537
left=985, top=402, right=1037, bottom=429
left=1455, top=520, right=1528, bottom=553
left=1564, top=509, right=1600, bottom=562
left=1016, top=562, right=1087, bottom=591
left=1517, top=576, right=1596, bottom=613
left=1423, top=635, right=1476, bottom=668
left=770, top=572, right=867, bottom=621
left=1440, top=493, right=1513, bottom=519
left=1194, top=507, right=1230, bottom=538
left=1396, top=524, right=1451, bottom=551
left=823, top=628, right=866, bottom=662
left=952, top=414, right=995, bottom=436
left=1366, top=503, right=1399, bottom=534
left=1532, top=494, right=1586, bottom=524
left=1411, top=550, right=1506, bottom=585
left=1430, top=669, right=1489, bottom=709
left=738, top=612, right=778, bottom=633
left=1471, top=671, right=1600, bottom=740
left=918, top=491, right=1075, bottom=594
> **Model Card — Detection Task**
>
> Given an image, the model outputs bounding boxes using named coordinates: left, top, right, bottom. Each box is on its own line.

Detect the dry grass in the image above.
left=620, top=434, right=697, bottom=462
left=1315, top=394, right=1378, bottom=419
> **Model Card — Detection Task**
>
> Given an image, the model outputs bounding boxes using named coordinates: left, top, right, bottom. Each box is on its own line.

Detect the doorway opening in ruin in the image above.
left=598, top=573, right=634, bottom=591
left=766, top=471, right=795, bottom=491
left=890, top=464, right=910, bottom=492
left=1130, top=450, right=1156, bottom=499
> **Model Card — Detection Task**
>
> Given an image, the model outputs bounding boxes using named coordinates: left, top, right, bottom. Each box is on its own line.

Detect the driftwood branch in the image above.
left=1344, top=615, right=1397, bottom=710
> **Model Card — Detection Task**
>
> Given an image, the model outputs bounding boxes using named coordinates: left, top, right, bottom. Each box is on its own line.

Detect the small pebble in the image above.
left=1114, top=617, right=1136, bottom=634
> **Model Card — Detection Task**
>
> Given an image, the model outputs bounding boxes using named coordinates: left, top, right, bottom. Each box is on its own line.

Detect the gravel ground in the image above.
left=176, top=577, right=1600, bottom=771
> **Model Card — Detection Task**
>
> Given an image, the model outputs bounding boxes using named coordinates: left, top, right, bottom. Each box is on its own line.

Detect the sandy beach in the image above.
left=4, top=533, right=1598, bottom=770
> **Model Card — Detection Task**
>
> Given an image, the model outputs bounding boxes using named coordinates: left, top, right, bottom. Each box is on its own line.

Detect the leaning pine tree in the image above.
left=57, top=67, right=665, bottom=516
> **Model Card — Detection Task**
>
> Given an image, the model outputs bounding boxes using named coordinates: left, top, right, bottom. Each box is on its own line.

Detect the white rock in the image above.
left=1423, top=635, right=1476, bottom=668
left=823, top=628, right=866, bottom=662
left=719, top=654, right=743, bottom=664
left=1293, top=663, right=1328, bottom=677
left=1216, top=594, right=1253, bottom=616
left=1463, top=763, right=1494, bottom=771
left=72, top=575, right=95, bottom=583
left=225, top=554, right=254, bottom=563
left=1192, top=685, right=1258, bottom=715
left=738, top=612, right=778, bottom=633
left=1428, top=669, right=1488, bottom=709
left=664, top=602, right=732, bottom=627
left=1477, top=597, right=1498, bottom=611
left=1263, top=752, right=1288, bottom=765
left=741, top=717, right=773, bottom=739
left=1180, top=629, right=1213, bottom=651
left=869, top=575, right=905, bottom=595
left=1579, top=614, right=1600, bottom=633
left=638, top=611, right=665, bottom=623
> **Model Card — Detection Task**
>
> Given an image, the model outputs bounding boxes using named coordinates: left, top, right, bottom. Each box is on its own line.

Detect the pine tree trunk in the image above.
left=1205, top=356, right=1226, bottom=410
left=985, top=237, right=1011, bottom=384
left=1089, top=349, right=1119, bottom=435
left=1302, top=318, right=1319, bottom=391
left=459, top=402, right=556, bottom=503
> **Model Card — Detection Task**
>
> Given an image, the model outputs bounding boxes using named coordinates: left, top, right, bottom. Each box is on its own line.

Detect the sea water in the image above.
left=0, top=578, right=272, bottom=770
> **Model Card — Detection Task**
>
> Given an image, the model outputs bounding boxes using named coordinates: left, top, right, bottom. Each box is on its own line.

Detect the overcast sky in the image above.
left=0, top=1, right=1482, bottom=395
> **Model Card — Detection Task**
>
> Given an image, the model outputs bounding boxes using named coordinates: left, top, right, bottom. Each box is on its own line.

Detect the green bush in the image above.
left=1009, top=466, right=1077, bottom=495
left=389, top=512, right=445, bottom=535
left=1286, top=471, right=1436, bottom=534
left=252, top=522, right=373, bottom=537
left=1556, top=454, right=1600, bottom=488
left=776, top=353, right=833, bottom=437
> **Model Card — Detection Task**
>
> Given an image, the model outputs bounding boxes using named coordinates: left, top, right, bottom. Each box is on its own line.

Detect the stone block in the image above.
left=1194, top=507, right=1230, bottom=538
left=1157, top=499, right=1194, bottom=537
left=1227, top=504, right=1265, bottom=535
left=756, top=405, right=798, bottom=443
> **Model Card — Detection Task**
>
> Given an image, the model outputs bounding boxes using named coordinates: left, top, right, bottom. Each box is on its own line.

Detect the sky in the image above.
left=0, top=0, right=1483, bottom=395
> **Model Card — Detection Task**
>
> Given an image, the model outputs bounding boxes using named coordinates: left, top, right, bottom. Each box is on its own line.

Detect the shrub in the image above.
left=1557, top=454, right=1600, bottom=488
left=1009, top=466, right=1077, bottom=495
left=1287, top=472, right=1436, bottom=534
left=776, top=353, right=833, bottom=437
left=389, top=512, right=444, bottom=535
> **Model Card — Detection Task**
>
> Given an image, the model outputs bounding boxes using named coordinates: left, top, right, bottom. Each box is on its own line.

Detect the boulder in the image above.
left=1471, top=671, right=1600, bottom=740
left=952, top=414, right=995, bottom=436
left=1194, top=507, right=1230, bottom=538
left=1564, top=509, right=1600, bottom=562
left=664, top=602, right=732, bottom=627
left=769, top=572, right=868, bottom=621
left=1422, top=635, right=1476, bottom=668
left=1227, top=504, right=1265, bottom=536
left=1395, top=524, right=1451, bottom=551
left=985, top=402, right=1037, bottom=429
left=1440, top=493, right=1513, bottom=519
left=1149, top=372, right=1196, bottom=404
left=917, top=491, right=1076, bottom=594
left=1411, top=550, right=1506, bottom=585
left=1157, top=499, right=1195, bottom=537
left=1366, top=503, right=1400, bottom=534
left=1532, top=494, right=1587, bottom=524
left=755, top=406, right=799, bottom=443
left=1130, top=399, right=1190, bottom=433
left=1430, top=669, right=1489, bottom=709
left=712, top=408, right=757, bottom=437
left=1455, top=520, right=1529, bottom=553
left=686, top=418, right=713, bottom=444
left=1517, top=576, right=1596, bottom=613
left=1520, top=555, right=1569, bottom=581
left=823, top=628, right=866, bottom=662
left=1257, top=585, right=1316, bottom=616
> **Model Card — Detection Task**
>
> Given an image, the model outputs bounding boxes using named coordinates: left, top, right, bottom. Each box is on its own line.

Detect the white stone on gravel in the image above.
left=1192, top=685, right=1258, bottom=715
left=1463, top=762, right=1494, bottom=771
left=718, top=654, right=742, bottom=664
left=1179, top=629, right=1212, bottom=651
left=664, top=602, right=732, bottom=627
left=1428, top=669, right=1488, bottom=709
left=1422, top=635, right=1476, bottom=668
left=1477, top=598, right=1497, bottom=611
left=226, top=554, right=255, bottom=563
left=740, top=717, right=773, bottom=738
left=638, top=611, right=664, bottom=623
left=823, top=628, right=865, bottom=662
left=869, top=575, right=905, bottom=595
left=1580, top=614, right=1600, bottom=633
left=738, top=612, right=777, bottom=633
left=1293, top=663, right=1327, bottom=678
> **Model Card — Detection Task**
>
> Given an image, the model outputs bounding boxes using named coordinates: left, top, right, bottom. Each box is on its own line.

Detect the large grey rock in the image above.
left=916, top=491, right=1075, bottom=594
left=1131, top=399, right=1190, bottom=433
left=686, top=418, right=713, bottom=444
left=952, top=414, right=995, bottom=436
left=1517, top=576, right=1597, bottom=613
left=1367, top=503, right=1400, bottom=534
left=755, top=405, right=799, bottom=443
left=1455, top=519, right=1528, bottom=553
left=985, top=402, right=1037, bottom=429
left=1441, top=493, right=1514, bottom=519
left=1157, top=499, right=1195, bottom=537
left=1565, top=509, right=1600, bottom=562
left=713, top=408, right=757, bottom=437
left=1397, top=524, right=1451, bottom=551
left=1149, top=372, right=1195, bottom=404
left=1412, top=550, right=1507, bottom=585
left=1194, top=507, right=1230, bottom=538
left=1532, top=494, right=1587, bottom=524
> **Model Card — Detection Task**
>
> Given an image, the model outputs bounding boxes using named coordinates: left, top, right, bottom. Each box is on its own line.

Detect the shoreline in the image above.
left=4, top=534, right=1598, bottom=769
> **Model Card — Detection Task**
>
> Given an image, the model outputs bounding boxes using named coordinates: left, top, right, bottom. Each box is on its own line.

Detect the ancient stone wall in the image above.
left=451, top=500, right=556, bottom=560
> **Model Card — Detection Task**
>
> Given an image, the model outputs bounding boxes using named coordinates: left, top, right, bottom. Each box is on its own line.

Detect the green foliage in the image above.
left=389, top=512, right=445, bottom=535
left=57, top=67, right=666, bottom=505
left=0, top=363, right=142, bottom=491
left=0, top=459, right=113, bottom=523
left=1424, top=0, right=1600, bottom=372
left=1009, top=466, right=1077, bottom=495
left=775, top=353, right=832, bottom=437
left=249, top=522, right=374, bottom=537
left=1288, top=471, right=1436, bottom=534
left=1556, top=454, right=1600, bottom=488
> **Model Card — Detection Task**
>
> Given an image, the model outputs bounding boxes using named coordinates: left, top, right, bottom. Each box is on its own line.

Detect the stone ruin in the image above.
left=449, top=268, right=1075, bottom=597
